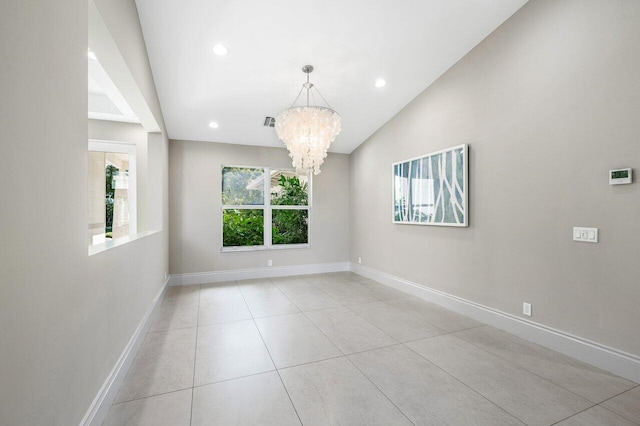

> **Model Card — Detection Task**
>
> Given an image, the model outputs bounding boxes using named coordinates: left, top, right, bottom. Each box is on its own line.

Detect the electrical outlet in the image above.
left=164, top=271, right=168, bottom=280
left=358, top=257, right=362, bottom=264
left=523, top=302, right=532, bottom=317
left=267, top=259, right=272, bottom=267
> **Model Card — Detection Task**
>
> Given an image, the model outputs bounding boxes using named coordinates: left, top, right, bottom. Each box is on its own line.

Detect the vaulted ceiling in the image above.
left=135, top=0, right=528, bottom=153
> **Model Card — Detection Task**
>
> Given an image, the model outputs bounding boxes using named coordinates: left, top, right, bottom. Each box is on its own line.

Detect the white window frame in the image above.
left=220, top=165, right=311, bottom=252
left=88, top=139, right=137, bottom=241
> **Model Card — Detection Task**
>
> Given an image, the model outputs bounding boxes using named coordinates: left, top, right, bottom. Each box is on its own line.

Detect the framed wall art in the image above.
left=392, top=144, right=468, bottom=227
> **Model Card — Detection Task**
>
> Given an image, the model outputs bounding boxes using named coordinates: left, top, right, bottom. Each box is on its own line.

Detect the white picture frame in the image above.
left=392, top=144, right=468, bottom=227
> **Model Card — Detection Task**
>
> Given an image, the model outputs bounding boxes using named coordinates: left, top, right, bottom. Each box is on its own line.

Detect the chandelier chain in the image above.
left=289, top=85, right=306, bottom=109
left=313, top=86, right=333, bottom=110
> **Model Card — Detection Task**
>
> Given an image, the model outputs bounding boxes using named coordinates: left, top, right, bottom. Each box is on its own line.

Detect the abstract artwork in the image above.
left=393, top=144, right=468, bottom=227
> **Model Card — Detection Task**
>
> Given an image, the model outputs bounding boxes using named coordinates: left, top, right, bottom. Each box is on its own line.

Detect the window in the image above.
left=88, top=140, right=137, bottom=246
left=221, top=166, right=310, bottom=250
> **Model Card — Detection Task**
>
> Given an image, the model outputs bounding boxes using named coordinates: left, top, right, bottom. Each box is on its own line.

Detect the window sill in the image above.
left=221, top=243, right=310, bottom=253
left=88, top=230, right=160, bottom=256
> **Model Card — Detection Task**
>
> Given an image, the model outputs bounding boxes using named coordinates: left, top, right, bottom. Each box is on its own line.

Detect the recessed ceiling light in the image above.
left=212, top=44, right=229, bottom=56
left=209, top=121, right=219, bottom=129
left=374, top=78, right=386, bottom=88
left=87, top=49, right=97, bottom=61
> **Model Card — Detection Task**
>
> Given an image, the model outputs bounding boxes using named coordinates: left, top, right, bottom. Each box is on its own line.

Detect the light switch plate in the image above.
left=573, top=227, right=598, bottom=243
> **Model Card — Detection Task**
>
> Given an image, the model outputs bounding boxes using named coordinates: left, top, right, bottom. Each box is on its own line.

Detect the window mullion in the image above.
left=264, top=167, right=271, bottom=248
left=222, top=205, right=265, bottom=210
left=270, top=205, right=308, bottom=210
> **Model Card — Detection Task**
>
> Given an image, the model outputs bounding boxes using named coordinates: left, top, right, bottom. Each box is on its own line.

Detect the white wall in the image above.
left=0, top=1, right=169, bottom=424
left=89, top=119, right=147, bottom=145
left=350, top=0, right=640, bottom=357
left=169, top=139, right=350, bottom=275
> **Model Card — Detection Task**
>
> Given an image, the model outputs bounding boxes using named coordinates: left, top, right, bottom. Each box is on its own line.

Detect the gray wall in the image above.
left=169, top=140, right=350, bottom=274
left=0, top=1, right=169, bottom=424
left=350, top=0, right=640, bottom=357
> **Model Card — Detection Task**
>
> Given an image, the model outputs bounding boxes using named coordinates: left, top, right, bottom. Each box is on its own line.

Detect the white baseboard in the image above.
left=79, top=278, right=170, bottom=426
left=350, top=263, right=640, bottom=384
left=169, top=262, right=350, bottom=286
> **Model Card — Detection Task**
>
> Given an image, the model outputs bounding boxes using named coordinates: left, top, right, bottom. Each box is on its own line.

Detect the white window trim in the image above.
left=88, top=139, right=138, bottom=254
left=220, top=166, right=311, bottom=252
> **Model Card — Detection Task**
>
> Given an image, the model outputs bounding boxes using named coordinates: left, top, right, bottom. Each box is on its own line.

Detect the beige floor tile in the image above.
left=279, top=357, right=412, bottom=426
left=272, top=277, right=316, bottom=295
left=194, top=320, right=274, bottom=386
left=303, top=274, right=336, bottom=287
left=103, top=389, right=192, bottom=426
left=115, top=328, right=196, bottom=403
left=387, top=297, right=482, bottom=332
left=255, top=313, right=341, bottom=368
left=162, top=285, right=200, bottom=305
left=350, top=345, right=524, bottom=425
left=556, top=405, right=637, bottom=426
left=602, top=386, right=640, bottom=424
left=281, top=287, right=343, bottom=312
left=454, top=326, right=636, bottom=402
left=328, top=271, right=363, bottom=281
left=149, top=299, right=199, bottom=332
left=105, top=273, right=638, bottom=426
left=199, top=281, right=240, bottom=302
left=316, top=282, right=384, bottom=305
left=408, top=334, right=592, bottom=425
left=305, top=306, right=398, bottom=354
left=243, top=291, right=300, bottom=318
left=198, top=292, right=251, bottom=325
left=236, top=279, right=279, bottom=296
left=346, top=280, right=408, bottom=301
left=349, top=300, right=445, bottom=342
left=192, top=372, right=300, bottom=426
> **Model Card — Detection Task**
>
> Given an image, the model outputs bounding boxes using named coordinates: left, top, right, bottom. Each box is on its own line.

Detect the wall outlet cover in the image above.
left=523, top=302, right=532, bottom=317
left=573, top=227, right=598, bottom=243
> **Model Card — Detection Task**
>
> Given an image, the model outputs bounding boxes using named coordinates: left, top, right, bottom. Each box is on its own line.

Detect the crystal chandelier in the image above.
left=275, top=65, right=341, bottom=175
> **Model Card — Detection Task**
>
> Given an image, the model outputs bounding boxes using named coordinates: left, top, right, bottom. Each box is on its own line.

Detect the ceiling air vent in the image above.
left=263, top=116, right=276, bottom=127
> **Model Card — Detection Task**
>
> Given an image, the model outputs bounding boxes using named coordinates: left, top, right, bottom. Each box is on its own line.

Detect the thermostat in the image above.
left=609, top=168, right=632, bottom=185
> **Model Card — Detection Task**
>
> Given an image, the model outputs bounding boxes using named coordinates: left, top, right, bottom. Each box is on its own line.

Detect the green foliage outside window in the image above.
left=271, top=175, right=308, bottom=206
left=222, top=209, right=264, bottom=247
left=271, top=175, right=309, bottom=244
left=222, top=167, right=264, bottom=205
left=105, top=164, right=119, bottom=235
left=272, top=209, right=308, bottom=244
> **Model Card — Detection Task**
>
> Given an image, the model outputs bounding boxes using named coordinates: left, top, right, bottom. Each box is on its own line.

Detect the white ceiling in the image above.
left=135, top=0, right=528, bottom=154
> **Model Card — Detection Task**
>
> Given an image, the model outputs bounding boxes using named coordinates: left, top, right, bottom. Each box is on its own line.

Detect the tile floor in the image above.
left=103, top=272, right=640, bottom=425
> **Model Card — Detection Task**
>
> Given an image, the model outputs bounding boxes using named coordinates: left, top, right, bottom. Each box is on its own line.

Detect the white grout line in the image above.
left=188, top=284, right=202, bottom=426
